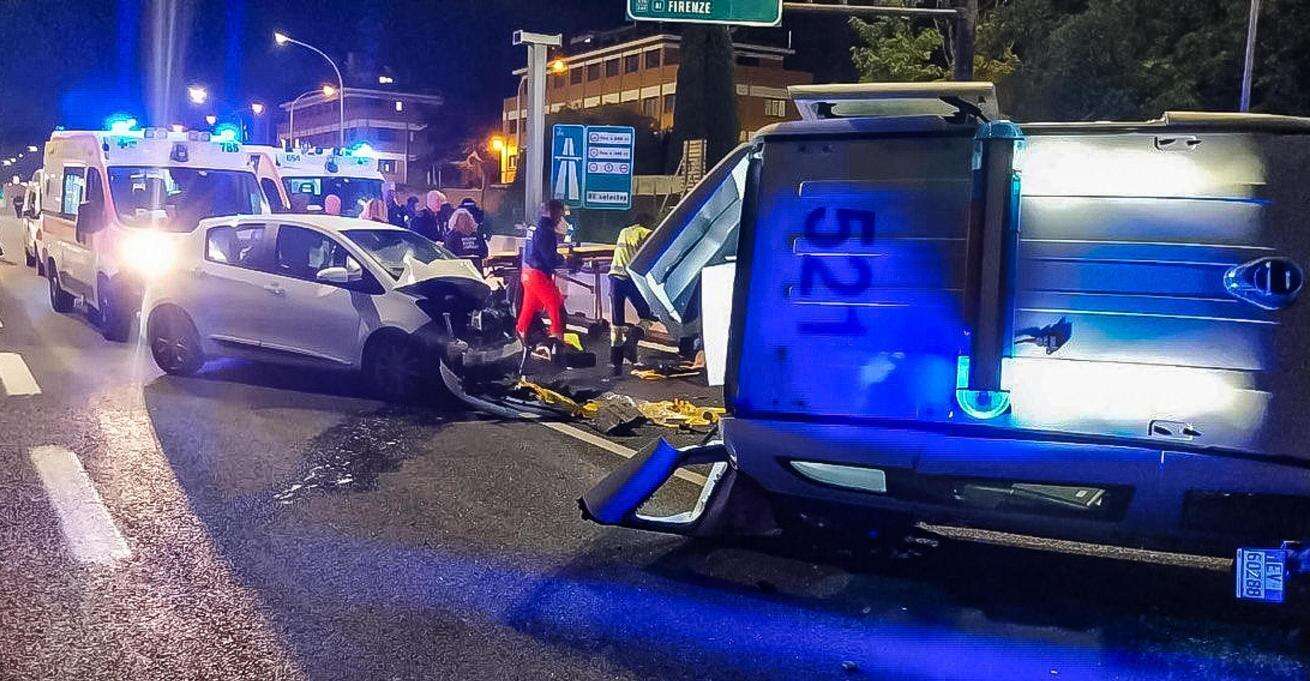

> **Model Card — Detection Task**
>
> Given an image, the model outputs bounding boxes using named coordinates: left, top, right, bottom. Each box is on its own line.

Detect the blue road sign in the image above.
left=583, top=125, right=635, bottom=211
left=551, top=124, right=586, bottom=208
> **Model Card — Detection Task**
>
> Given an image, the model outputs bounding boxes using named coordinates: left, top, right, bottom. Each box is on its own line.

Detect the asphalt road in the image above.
left=0, top=215, right=1307, bottom=681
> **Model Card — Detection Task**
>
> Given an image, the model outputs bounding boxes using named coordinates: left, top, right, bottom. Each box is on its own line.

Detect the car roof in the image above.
left=197, top=214, right=408, bottom=234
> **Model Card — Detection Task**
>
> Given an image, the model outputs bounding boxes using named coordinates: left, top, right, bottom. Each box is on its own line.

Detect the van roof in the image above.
left=47, top=130, right=257, bottom=172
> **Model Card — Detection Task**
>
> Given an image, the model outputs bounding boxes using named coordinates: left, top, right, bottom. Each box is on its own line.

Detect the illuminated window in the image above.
left=394, top=101, right=403, bottom=112
left=765, top=99, right=788, bottom=117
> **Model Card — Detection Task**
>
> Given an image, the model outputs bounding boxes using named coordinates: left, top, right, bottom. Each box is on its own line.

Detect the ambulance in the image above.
left=39, top=127, right=269, bottom=341
left=582, top=83, right=1310, bottom=608
left=20, top=170, right=45, bottom=270
left=245, top=145, right=384, bottom=218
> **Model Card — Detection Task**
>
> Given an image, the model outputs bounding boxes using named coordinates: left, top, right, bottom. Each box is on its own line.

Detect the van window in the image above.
left=107, top=167, right=263, bottom=233
left=61, top=167, right=86, bottom=216
left=281, top=176, right=383, bottom=217
left=76, top=169, right=105, bottom=244
left=206, top=223, right=268, bottom=270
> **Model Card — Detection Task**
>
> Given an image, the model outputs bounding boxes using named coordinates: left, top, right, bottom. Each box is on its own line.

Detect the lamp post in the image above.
left=1239, top=0, right=1262, bottom=112
left=274, top=32, right=345, bottom=147
left=287, top=85, right=336, bottom=148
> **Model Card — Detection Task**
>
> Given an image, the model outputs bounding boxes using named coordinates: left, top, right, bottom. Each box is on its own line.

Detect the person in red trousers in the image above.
left=516, top=200, right=569, bottom=362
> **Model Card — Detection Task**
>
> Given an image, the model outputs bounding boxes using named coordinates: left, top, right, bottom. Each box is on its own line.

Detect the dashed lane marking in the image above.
left=541, top=421, right=708, bottom=486
left=0, top=352, right=40, bottom=395
left=29, top=445, right=132, bottom=565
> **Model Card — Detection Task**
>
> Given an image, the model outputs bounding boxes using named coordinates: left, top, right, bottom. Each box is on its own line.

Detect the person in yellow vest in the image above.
left=608, top=214, right=658, bottom=375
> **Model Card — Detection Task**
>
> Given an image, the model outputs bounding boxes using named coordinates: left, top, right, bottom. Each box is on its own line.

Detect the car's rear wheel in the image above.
left=363, top=334, right=431, bottom=403
left=148, top=308, right=204, bottom=376
left=47, top=262, right=74, bottom=313
left=97, top=279, right=133, bottom=343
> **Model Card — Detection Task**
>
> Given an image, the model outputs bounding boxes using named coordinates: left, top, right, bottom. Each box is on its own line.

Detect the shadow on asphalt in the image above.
left=500, top=530, right=1310, bottom=680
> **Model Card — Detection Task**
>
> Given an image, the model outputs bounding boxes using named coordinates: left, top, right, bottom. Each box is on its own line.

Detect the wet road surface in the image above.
left=0, top=217, right=1306, bottom=680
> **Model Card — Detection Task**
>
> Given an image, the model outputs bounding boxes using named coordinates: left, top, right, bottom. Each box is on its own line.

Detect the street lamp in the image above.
left=188, top=85, right=208, bottom=105
left=250, top=102, right=265, bottom=116
left=205, top=114, right=218, bottom=126
left=274, top=31, right=345, bottom=147
left=378, top=75, right=394, bottom=85
left=26, top=146, right=37, bottom=153
left=287, top=85, right=336, bottom=147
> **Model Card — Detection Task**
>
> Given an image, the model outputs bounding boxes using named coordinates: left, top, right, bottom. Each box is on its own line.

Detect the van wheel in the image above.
left=97, top=280, right=133, bottom=343
left=148, top=308, right=204, bottom=376
left=48, top=262, right=74, bottom=313
left=363, top=335, right=430, bottom=403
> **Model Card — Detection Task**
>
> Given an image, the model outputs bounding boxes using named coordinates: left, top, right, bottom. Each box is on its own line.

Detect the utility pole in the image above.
left=513, top=31, right=562, bottom=225
left=1239, top=0, right=1262, bottom=112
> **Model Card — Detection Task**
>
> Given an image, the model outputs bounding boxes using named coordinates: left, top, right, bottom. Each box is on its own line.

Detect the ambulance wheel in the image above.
left=97, top=279, right=133, bottom=343
left=48, top=262, right=74, bottom=313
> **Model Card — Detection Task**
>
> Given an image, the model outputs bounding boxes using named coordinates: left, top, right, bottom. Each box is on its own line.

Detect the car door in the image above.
left=190, top=221, right=279, bottom=351
left=263, top=223, right=378, bottom=366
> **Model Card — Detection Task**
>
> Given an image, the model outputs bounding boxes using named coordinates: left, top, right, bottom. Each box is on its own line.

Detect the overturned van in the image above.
left=582, top=83, right=1310, bottom=604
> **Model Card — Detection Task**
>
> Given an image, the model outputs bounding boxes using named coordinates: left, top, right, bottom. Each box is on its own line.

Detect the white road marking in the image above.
left=541, top=421, right=708, bottom=486
left=0, top=352, right=40, bottom=395
left=29, top=445, right=132, bottom=564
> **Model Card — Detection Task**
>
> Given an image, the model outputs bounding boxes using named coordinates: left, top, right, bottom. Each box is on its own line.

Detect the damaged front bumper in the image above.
left=579, top=439, right=777, bottom=537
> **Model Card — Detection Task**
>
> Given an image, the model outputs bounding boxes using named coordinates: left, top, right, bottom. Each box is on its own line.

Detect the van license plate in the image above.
left=1235, top=548, right=1288, bottom=603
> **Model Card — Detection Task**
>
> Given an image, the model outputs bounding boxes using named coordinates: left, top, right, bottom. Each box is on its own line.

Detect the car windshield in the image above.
left=343, top=228, right=453, bottom=279
left=108, top=166, right=264, bottom=232
left=283, top=176, right=383, bottom=217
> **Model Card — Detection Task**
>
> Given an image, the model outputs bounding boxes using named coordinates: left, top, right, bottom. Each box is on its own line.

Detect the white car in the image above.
left=142, top=214, right=521, bottom=400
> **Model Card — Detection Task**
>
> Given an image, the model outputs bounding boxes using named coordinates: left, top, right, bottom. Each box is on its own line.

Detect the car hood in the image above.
left=393, top=257, right=491, bottom=303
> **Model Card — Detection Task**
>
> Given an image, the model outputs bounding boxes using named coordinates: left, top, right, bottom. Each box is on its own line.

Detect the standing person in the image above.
left=404, top=196, right=420, bottom=224
left=385, top=189, right=408, bottom=227
left=444, top=206, right=489, bottom=272
left=323, top=194, right=342, bottom=216
left=608, top=215, right=658, bottom=374
left=435, top=195, right=456, bottom=241
left=410, top=190, right=445, bottom=242
left=516, top=200, right=569, bottom=362
left=365, top=198, right=389, bottom=223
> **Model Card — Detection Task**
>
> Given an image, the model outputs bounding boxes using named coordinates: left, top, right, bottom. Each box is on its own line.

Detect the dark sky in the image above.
left=0, top=0, right=629, bottom=152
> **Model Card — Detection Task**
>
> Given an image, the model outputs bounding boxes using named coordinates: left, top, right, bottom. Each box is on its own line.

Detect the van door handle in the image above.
left=1154, top=136, right=1202, bottom=151
left=1151, top=420, right=1202, bottom=440
left=263, top=284, right=286, bottom=296
left=1224, top=257, right=1304, bottom=310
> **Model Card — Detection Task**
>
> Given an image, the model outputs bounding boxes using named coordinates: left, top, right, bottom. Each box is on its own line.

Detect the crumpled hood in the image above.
left=394, top=256, right=491, bottom=303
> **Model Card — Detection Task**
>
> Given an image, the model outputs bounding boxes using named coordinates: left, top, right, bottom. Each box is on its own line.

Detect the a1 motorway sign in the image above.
left=627, top=0, right=783, bottom=27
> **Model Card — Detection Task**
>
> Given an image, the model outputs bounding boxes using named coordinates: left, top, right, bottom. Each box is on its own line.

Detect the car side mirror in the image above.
left=316, top=266, right=361, bottom=284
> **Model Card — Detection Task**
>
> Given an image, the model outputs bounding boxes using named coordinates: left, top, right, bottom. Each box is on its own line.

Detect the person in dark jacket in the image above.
left=516, top=200, right=568, bottom=350
left=385, top=189, right=408, bottom=228
left=409, top=190, right=446, bottom=242
left=444, top=207, right=489, bottom=272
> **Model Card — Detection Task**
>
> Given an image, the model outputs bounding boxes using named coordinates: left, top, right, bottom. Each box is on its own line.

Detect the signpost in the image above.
left=551, top=124, right=635, bottom=211
left=627, top=0, right=783, bottom=27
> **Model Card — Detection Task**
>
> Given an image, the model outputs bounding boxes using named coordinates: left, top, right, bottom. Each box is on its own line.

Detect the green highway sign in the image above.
left=627, top=0, right=783, bottom=27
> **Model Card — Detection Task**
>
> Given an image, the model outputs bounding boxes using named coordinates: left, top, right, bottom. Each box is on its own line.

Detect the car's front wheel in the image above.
left=363, top=334, right=431, bottom=403
left=48, top=262, right=74, bottom=313
left=148, top=308, right=205, bottom=376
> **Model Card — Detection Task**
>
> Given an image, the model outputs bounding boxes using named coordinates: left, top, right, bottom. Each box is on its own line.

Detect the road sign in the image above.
left=583, top=126, right=635, bottom=211
left=550, top=124, right=585, bottom=208
left=627, top=0, right=783, bottom=27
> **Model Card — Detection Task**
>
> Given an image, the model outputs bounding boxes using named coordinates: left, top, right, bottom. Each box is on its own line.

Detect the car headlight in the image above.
left=119, top=230, right=177, bottom=279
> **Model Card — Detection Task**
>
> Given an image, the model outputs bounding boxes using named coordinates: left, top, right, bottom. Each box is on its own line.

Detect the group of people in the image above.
left=315, top=189, right=491, bottom=272
left=515, top=199, right=657, bottom=374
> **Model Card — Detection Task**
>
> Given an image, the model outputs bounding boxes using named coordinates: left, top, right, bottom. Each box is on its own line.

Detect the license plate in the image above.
left=1235, top=548, right=1288, bottom=603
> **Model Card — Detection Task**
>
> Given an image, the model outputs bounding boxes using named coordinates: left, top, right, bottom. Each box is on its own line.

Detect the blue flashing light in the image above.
left=348, top=142, right=378, bottom=159
left=211, top=123, right=243, bottom=144
left=105, top=114, right=138, bottom=133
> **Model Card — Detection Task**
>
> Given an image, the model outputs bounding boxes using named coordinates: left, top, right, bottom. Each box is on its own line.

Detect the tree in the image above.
left=849, top=1, right=1019, bottom=84
left=667, top=25, right=741, bottom=172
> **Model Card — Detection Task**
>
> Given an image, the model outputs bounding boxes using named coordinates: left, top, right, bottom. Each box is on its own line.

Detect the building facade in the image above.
left=277, top=88, right=444, bottom=188
left=498, top=31, right=812, bottom=183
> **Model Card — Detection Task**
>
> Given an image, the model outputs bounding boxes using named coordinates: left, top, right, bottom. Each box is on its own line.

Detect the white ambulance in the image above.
left=39, top=128, right=269, bottom=341
left=245, top=145, right=384, bottom=218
